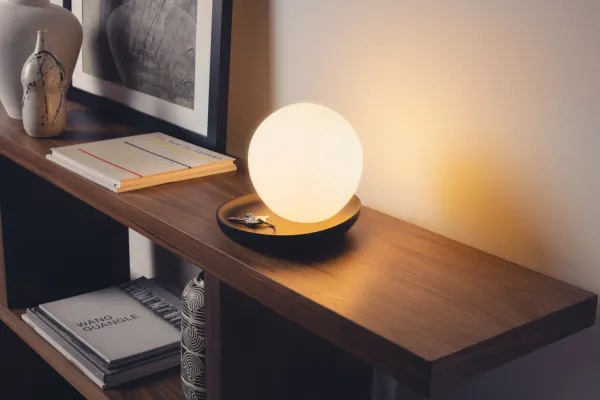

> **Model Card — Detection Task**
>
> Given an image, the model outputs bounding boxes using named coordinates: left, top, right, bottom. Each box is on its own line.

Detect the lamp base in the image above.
left=216, top=193, right=361, bottom=252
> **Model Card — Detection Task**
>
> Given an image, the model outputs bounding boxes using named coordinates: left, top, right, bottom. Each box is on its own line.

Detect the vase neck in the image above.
left=34, top=30, right=47, bottom=53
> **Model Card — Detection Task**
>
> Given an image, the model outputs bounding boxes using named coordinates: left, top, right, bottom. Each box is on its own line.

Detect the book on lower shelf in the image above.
left=22, top=277, right=183, bottom=389
left=46, top=133, right=236, bottom=192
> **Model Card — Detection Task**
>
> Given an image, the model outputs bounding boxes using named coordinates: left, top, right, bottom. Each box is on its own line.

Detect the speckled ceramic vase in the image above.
left=21, top=30, right=67, bottom=138
left=181, top=274, right=207, bottom=400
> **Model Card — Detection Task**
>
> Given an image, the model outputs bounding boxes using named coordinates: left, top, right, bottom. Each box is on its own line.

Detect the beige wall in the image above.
left=134, top=1, right=600, bottom=398
left=228, top=0, right=600, bottom=288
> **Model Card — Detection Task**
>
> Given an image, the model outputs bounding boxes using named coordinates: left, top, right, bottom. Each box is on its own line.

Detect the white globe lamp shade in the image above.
left=248, top=103, right=363, bottom=224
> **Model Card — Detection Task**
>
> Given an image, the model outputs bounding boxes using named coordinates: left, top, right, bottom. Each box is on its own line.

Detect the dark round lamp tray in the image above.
left=216, top=193, right=361, bottom=251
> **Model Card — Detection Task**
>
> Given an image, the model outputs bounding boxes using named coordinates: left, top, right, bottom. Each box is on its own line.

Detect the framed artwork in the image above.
left=64, top=0, right=232, bottom=151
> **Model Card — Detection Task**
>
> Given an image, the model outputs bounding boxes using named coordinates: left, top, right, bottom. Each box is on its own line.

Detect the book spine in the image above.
left=22, top=313, right=107, bottom=388
left=30, top=307, right=111, bottom=372
left=46, top=154, right=119, bottom=192
left=120, top=280, right=181, bottom=329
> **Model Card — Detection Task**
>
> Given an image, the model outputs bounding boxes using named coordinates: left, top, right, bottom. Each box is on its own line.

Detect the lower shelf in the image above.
left=0, top=306, right=183, bottom=400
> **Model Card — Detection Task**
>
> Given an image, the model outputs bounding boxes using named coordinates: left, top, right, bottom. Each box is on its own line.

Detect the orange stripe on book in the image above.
left=78, top=149, right=143, bottom=178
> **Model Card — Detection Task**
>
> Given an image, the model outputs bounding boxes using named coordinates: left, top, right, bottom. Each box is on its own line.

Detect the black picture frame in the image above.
left=62, top=0, right=233, bottom=153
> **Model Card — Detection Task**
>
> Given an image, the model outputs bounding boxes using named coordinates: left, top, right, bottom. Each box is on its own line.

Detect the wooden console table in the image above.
left=0, top=101, right=596, bottom=399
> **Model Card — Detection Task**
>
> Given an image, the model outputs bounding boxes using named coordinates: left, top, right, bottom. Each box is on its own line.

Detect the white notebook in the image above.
left=47, top=133, right=236, bottom=192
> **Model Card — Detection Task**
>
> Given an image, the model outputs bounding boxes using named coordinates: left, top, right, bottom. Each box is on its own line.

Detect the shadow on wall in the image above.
left=226, top=0, right=273, bottom=159
left=148, top=244, right=199, bottom=289
left=129, top=230, right=199, bottom=290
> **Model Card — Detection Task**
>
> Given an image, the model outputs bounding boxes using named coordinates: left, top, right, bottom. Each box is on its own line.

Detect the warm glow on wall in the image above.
left=248, top=103, right=363, bottom=223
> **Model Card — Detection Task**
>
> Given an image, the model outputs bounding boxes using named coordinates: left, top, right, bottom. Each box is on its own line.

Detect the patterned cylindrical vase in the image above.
left=21, top=30, right=67, bottom=138
left=181, top=274, right=207, bottom=400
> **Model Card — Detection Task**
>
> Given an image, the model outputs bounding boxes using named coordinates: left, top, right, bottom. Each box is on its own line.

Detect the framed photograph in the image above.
left=65, top=0, right=232, bottom=151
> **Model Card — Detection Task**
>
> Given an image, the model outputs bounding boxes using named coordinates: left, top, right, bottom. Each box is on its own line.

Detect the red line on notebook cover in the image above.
left=78, top=149, right=143, bottom=178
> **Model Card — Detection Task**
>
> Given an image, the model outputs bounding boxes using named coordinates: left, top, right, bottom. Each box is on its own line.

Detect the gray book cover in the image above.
left=23, top=312, right=180, bottom=388
left=38, top=277, right=181, bottom=367
left=29, top=306, right=177, bottom=372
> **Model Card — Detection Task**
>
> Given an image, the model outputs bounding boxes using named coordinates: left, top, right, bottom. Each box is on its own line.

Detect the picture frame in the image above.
left=62, top=0, right=232, bottom=152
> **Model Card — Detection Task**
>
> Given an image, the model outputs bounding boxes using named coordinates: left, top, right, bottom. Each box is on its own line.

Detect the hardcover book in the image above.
left=46, top=133, right=236, bottom=192
left=23, top=311, right=180, bottom=388
left=35, top=277, right=181, bottom=368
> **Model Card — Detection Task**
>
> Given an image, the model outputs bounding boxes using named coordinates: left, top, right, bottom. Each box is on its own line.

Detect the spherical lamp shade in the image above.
left=248, top=103, right=363, bottom=223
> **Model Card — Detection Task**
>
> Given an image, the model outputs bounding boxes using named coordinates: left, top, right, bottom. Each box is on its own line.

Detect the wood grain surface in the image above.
left=0, top=102, right=596, bottom=395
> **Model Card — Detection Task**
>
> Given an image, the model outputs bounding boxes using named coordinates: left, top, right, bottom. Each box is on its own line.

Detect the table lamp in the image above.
left=217, top=103, right=363, bottom=249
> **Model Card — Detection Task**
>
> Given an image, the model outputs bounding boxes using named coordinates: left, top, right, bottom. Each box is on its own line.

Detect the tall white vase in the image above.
left=0, top=0, right=82, bottom=120
left=21, top=30, right=67, bottom=138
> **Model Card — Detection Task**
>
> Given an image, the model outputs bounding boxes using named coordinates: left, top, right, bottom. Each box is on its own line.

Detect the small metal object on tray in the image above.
left=217, top=194, right=361, bottom=250
left=228, top=213, right=276, bottom=230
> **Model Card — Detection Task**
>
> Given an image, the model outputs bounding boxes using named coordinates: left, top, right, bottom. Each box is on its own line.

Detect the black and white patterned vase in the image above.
left=181, top=274, right=207, bottom=400
left=21, top=30, right=67, bottom=138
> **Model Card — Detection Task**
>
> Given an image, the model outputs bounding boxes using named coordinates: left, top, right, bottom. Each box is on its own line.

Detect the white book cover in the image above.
left=48, top=133, right=235, bottom=187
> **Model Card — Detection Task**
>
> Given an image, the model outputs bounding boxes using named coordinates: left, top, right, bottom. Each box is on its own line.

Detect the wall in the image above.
left=133, top=1, right=600, bottom=399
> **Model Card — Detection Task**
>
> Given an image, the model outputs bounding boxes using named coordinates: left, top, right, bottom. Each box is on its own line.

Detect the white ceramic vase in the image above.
left=0, top=0, right=82, bottom=120
left=21, top=30, right=67, bottom=138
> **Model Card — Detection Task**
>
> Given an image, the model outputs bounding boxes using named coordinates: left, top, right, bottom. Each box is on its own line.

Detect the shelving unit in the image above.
left=0, top=101, right=597, bottom=399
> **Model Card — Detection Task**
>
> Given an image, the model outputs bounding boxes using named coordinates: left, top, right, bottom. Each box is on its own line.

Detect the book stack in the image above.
left=47, top=133, right=236, bottom=192
left=22, top=277, right=183, bottom=388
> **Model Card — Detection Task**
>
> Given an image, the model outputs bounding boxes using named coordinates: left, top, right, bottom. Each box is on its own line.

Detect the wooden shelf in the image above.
left=0, top=101, right=597, bottom=396
left=0, top=306, right=182, bottom=400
